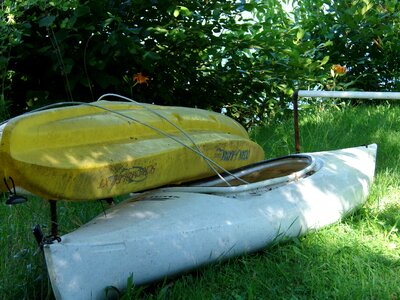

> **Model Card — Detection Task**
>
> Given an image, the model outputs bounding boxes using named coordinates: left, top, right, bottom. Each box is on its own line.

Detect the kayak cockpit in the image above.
left=198, top=155, right=316, bottom=187
left=163, top=154, right=321, bottom=194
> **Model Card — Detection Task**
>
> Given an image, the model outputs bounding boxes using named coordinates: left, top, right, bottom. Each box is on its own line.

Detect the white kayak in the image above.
left=44, top=144, right=377, bottom=300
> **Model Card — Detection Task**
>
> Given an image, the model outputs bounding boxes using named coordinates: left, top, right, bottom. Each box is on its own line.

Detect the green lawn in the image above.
left=1, top=105, right=399, bottom=299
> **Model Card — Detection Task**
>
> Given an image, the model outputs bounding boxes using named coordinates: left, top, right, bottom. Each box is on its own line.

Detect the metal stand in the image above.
left=292, top=89, right=400, bottom=154
left=50, top=200, right=58, bottom=238
left=32, top=200, right=61, bottom=249
left=293, top=91, right=301, bottom=153
left=3, top=177, right=27, bottom=205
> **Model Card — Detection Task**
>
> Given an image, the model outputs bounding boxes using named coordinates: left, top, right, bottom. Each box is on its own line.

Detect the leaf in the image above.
left=179, top=6, right=192, bottom=17
left=320, top=55, right=330, bottom=66
left=74, top=6, right=90, bottom=18
left=317, top=40, right=333, bottom=49
left=60, top=17, right=69, bottom=29
left=361, top=1, right=373, bottom=15
left=296, top=28, right=305, bottom=40
left=173, top=6, right=191, bottom=18
left=143, top=51, right=161, bottom=61
left=104, top=18, right=114, bottom=27
left=38, top=15, right=56, bottom=27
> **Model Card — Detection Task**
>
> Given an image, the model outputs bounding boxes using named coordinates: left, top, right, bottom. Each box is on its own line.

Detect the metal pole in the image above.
left=49, top=200, right=58, bottom=238
left=293, top=91, right=300, bottom=153
left=293, top=90, right=400, bottom=153
left=298, top=90, right=400, bottom=100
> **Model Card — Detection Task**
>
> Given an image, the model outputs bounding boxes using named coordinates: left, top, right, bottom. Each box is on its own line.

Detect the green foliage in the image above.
left=206, top=1, right=330, bottom=127
left=0, top=0, right=330, bottom=127
left=293, top=0, right=400, bottom=92
left=1, top=0, right=400, bottom=125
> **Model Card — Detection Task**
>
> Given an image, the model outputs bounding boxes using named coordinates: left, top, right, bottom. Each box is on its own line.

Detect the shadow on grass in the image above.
left=375, top=203, right=400, bottom=234
left=122, top=226, right=400, bottom=299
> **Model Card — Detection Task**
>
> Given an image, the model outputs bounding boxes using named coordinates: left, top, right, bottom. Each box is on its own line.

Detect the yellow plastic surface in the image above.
left=0, top=101, right=265, bottom=200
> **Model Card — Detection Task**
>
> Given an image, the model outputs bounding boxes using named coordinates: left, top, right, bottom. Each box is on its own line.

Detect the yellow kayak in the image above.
left=0, top=101, right=264, bottom=201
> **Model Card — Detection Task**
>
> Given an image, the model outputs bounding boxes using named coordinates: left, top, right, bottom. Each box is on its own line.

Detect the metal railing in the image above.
left=292, top=90, right=400, bottom=153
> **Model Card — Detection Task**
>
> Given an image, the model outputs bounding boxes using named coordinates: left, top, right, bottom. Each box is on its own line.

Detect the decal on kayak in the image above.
left=216, top=148, right=250, bottom=161
left=99, top=164, right=156, bottom=189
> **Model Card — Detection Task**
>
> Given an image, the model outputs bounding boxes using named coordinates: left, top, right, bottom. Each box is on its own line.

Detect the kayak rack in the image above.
left=2, top=176, right=61, bottom=246
left=32, top=197, right=114, bottom=249
left=3, top=177, right=28, bottom=205
left=32, top=200, right=61, bottom=249
left=292, top=90, right=400, bottom=153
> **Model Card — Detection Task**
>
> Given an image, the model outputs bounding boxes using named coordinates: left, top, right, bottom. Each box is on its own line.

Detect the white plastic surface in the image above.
left=44, top=144, right=377, bottom=300
left=298, top=90, right=400, bottom=100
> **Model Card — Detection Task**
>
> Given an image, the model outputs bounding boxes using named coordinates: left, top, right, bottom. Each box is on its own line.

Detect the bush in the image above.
left=6, top=1, right=398, bottom=126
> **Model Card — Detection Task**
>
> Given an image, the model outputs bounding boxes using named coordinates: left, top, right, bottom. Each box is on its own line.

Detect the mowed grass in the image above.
left=1, top=104, right=399, bottom=299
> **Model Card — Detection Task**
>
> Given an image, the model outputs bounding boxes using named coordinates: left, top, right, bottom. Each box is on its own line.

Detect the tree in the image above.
left=292, top=0, right=400, bottom=92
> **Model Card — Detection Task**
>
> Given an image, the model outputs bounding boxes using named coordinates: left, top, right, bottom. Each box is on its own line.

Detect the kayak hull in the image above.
left=0, top=101, right=264, bottom=200
left=44, top=144, right=377, bottom=299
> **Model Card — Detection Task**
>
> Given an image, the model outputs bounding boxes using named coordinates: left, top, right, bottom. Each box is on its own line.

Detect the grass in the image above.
left=1, top=104, right=400, bottom=299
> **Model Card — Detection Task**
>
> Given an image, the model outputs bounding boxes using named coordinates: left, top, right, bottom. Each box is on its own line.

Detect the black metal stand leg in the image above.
left=49, top=200, right=58, bottom=238
left=293, top=90, right=301, bottom=153
left=33, top=200, right=61, bottom=249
